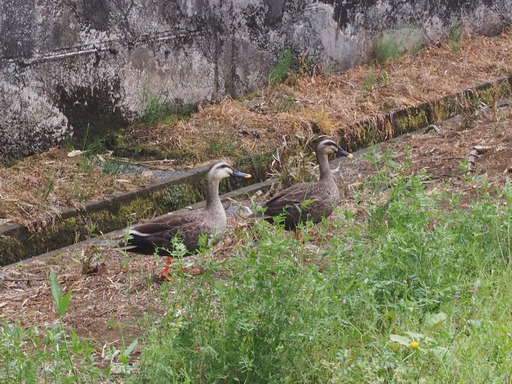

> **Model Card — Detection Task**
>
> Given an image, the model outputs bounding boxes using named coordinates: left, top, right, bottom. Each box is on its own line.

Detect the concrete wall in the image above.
left=1, top=0, right=511, bottom=159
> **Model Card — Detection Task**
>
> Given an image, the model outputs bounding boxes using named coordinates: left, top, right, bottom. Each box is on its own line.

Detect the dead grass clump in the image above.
left=0, top=147, right=152, bottom=229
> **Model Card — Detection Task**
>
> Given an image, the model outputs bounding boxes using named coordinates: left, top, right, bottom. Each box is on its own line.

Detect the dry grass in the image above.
left=132, top=31, right=512, bottom=153
left=1, top=31, right=512, bottom=227
left=0, top=99, right=511, bottom=356
left=0, top=148, right=153, bottom=230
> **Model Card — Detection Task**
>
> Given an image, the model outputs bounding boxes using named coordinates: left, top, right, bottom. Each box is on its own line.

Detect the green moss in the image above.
left=240, top=91, right=261, bottom=101
left=350, top=120, right=384, bottom=149
left=236, top=153, right=273, bottom=182
left=394, top=109, right=429, bottom=136
left=0, top=236, right=25, bottom=265
left=498, top=80, right=512, bottom=97
left=430, top=99, right=456, bottom=123
left=160, top=183, right=205, bottom=211
left=476, top=81, right=512, bottom=105
left=342, top=78, right=512, bottom=152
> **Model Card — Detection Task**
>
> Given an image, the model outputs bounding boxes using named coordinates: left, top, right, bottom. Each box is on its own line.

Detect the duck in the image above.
left=258, top=137, right=352, bottom=230
left=125, top=161, right=251, bottom=279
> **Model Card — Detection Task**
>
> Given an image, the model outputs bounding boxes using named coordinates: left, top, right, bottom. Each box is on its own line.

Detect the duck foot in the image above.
left=295, top=229, right=304, bottom=243
left=159, top=256, right=174, bottom=281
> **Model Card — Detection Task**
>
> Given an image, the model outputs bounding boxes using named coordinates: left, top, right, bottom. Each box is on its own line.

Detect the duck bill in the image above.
left=337, top=147, right=353, bottom=158
left=232, top=170, right=252, bottom=178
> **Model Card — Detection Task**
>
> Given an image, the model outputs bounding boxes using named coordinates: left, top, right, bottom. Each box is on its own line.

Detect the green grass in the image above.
left=2, top=148, right=511, bottom=383
left=361, top=70, right=389, bottom=93
left=450, top=21, right=463, bottom=53
left=373, top=29, right=423, bottom=64
left=140, top=91, right=168, bottom=124
left=128, top=149, right=512, bottom=383
left=0, top=270, right=109, bottom=383
left=374, top=33, right=402, bottom=64
left=0, top=322, right=109, bottom=383
left=269, top=49, right=294, bottom=87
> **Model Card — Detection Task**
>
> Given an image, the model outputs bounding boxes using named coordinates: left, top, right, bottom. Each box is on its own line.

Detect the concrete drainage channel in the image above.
left=1, top=74, right=511, bottom=265
left=14, top=177, right=277, bottom=265
left=0, top=163, right=266, bottom=266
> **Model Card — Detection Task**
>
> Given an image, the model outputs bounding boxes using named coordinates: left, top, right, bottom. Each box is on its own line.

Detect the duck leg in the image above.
left=295, top=228, right=304, bottom=243
left=159, top=256, right=174, bottom=281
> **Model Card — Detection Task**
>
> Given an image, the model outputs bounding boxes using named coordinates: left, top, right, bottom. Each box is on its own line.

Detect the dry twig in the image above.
left=467, top=145, right=492, bottom=173
left=424, top=124, right=444, bottom=135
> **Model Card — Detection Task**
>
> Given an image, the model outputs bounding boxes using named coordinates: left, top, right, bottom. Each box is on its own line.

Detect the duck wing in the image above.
left=127, top=210, right=208, bottom=254
left=264, top=182, right=329, bottom=216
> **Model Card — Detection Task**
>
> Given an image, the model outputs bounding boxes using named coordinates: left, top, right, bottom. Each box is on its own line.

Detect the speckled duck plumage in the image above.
left=125, top=161, right=251, bottom=255
left=261, top=137, right=352, bottom=229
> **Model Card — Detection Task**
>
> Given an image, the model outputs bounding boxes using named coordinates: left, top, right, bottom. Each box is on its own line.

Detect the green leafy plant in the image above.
left=374, top=32, right=401, bottom=63
left=0, top=270, right=107, bottom=382
left=43, top=173, right=57, bottom=200
left=140, top=90, right=167, bottom=123
left=362, top=71, right=377, bottom=92
left=108, top=323, right=139, bottom=376
left=102, top=158, right=125, bottom=174
left=49, top=267, right=78, bottom=378
left=450, top=20, right=463, bottom=53
left=269, top=49, right=294, bottom=86
left=361, top=70, right=389, bottom=92
left=374, top=29, right=423, bottom=64
left=50, top=268, right=72, bottom=318
left=0, top=321, right=107, bottom=383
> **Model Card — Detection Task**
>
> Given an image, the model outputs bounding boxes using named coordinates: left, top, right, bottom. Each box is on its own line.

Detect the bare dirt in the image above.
left=0, top=31, right=512, bottom=366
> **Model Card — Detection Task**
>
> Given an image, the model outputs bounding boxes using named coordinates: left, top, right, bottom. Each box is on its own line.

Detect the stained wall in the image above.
left=1, top=0, right=511, bottom=157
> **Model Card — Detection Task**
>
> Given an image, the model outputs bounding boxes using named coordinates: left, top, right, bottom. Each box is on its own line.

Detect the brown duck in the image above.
left=125, top=161, right=251, bottom=279
left=260, top=137, right=352, bottom=230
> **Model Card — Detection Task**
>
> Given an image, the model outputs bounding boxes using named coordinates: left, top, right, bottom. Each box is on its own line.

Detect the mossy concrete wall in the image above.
left=342, top=76, right=512, bottom=151
left=1, top=0, right=512, bottom=159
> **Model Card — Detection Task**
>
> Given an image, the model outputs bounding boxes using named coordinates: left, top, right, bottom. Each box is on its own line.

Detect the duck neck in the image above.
left=205, top=177, right=223, bottom=212
left=317, top=152, right=334, bottom=183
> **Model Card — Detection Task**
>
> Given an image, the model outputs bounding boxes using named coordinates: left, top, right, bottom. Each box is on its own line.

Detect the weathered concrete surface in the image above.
left=1, top=0, right=511, bottom=159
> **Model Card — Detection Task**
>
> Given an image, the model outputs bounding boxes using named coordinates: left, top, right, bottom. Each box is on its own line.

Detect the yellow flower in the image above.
left=411, top=341, right=419, bottom=348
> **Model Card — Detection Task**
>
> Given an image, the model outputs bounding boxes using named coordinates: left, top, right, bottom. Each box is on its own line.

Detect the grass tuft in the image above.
left=269, top=49, right=294, bottom=87
left=450, top=20, right=463, bottom=53
left=374, top=33, right=402, bottom=63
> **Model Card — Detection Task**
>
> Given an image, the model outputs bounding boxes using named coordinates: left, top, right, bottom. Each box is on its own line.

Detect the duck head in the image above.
left=208, top=161, right=252, bottom=181
left=316, top=137, right=353, bottom=159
